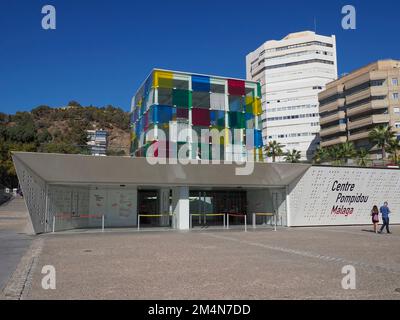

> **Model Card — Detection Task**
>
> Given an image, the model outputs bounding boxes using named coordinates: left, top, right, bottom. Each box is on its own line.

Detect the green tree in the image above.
left=313, top=147, right=329, bottom=164
left=37, top=129, right=52, bottom=143
left=328, top=144, right=344, bottom=165
left=368, top=125, right=395, bottom=160
left=356, top=148, right=371, bottom=167
left=284, top=149, right=301, bottom=163
left=31, top=105, right=52, bottom=119
left=264, top=140, right=284, bottom=162
left=386, top=138, right=400, bottom=164
left=68, top=100, right=82, bottom=107
left=340, top=141, right=356, bottom=164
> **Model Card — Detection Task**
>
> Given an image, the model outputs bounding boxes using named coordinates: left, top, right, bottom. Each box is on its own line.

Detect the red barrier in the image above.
left=55, top=213, right=102, bottom=220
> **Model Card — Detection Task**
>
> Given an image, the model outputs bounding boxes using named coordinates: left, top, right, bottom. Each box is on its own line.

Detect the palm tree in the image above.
left=340, top=141, right=356, bottom=164
left=386, top=138, right=400, bottom=165
left=313, top=147, right=329, bottom=164
left=265, top=140, right=284, bottom=162
left=356, top=148, right=371, bottom=167
left=284, top=149, right=301, bottom=163
left=328, top=144, right=344, bottom=165
left=369, top=125, right=395, bottom=160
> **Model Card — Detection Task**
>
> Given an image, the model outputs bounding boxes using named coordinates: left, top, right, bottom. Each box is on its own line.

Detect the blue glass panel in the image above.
left=153, top=105, right=174, bottom=124
left=254, top=129, right=263, bottom=148
left=192, top=75, right=211, bottom=92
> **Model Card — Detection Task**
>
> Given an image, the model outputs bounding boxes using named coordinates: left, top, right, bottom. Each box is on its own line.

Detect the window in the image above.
left=394, top=107, right=400, bottom=115
left=393, top=93, right=399, bottom=100
left=392, top=78, right=398, bottom=86
left=395, top=122, right=400, bottom=129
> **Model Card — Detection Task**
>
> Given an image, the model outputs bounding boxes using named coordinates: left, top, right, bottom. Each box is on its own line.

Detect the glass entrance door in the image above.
left=189, top=190, right=247, bottom=227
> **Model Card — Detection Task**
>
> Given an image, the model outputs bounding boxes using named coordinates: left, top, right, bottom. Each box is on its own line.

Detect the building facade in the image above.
left=12, top=152, right=400, bottom=234
left=130, top=69, right=264, bottom=162
left=87, top=129, right=108, bottom=156
left=246, top=31, right=338, bottom=161
left=319, top=60, right=400, bottom=156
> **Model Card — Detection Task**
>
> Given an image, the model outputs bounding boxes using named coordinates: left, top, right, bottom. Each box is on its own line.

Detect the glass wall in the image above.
left=189, top=189, right=247, bottom=227
left=130, top=70, right=263, bottom=161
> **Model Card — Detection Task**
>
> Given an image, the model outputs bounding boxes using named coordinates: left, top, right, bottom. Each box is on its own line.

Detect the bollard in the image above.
left=102, top=215, right=105, bottom=232
left=223, top=214, right=226, bottom=229
left=52, top=215, right=55, bottom=233
left=227, top=214, right=230, bottom=229
left=252, top=213, right=256, bottom=229
left=245, top=215, right=247, bottom=232
left=137, top=215, right=140, bottom=231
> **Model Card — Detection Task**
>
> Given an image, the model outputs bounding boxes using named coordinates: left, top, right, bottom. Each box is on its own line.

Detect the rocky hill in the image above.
left=0, top=102, right=131, bottom=188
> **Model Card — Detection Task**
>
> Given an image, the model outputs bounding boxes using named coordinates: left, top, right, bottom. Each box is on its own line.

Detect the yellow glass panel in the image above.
left=153, top=70, right=174, bottom=88
left=253, top=98, right=262, bottom=115
left=245, top=95, right=254, bottom=106
left=223, top=128, right=232, bottom=145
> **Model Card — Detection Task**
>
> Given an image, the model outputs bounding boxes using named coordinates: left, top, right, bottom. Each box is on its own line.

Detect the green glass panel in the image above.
left=257, top=83, right=261, bottom=98
left=172, top=89, right=191, bottom=108
left=228, top=112, right=246, bottom=129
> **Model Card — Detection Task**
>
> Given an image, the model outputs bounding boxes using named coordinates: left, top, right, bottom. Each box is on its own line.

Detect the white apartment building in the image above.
left=87, top=129, right=108, bottom=156
left=246, top=31, right=338, bottom=161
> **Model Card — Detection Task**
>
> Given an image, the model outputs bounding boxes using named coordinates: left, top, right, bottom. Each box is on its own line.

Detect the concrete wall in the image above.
left=13, top=157, right=45, bottom=233
left=88, top=187, right=137, bottom=228
left=288, top=166, right=400, bottom=226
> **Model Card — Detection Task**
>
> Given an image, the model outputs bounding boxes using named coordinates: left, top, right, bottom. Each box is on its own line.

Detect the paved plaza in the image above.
left=1, top=199, right=400, bottom=300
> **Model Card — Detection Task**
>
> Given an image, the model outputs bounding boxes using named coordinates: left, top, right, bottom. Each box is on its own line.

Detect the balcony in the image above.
left=319, top=98, right=345, bottom=113
left=320, top=123, right=347, bottom=137
left=321, top=136, right=347, bottom=147
left=347, top=114, right=390, bottom=131
left=319, top=111, right=346, bottom=126
left=345, top=86, right=388, bottom=105
left=348, top=131, right=370, bottom=142
left=346, top=99, right=388, bottom=117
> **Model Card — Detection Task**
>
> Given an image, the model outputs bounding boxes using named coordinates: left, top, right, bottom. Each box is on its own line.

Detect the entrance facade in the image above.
left=189, top=189, right=247, bottom=227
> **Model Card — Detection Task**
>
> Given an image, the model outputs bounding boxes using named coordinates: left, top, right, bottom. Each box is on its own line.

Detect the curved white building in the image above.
left=246, top=31, right=338, bottom=161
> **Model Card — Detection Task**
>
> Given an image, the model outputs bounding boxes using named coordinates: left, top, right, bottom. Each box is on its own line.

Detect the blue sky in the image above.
left=1, top=0, right=399, bottom=114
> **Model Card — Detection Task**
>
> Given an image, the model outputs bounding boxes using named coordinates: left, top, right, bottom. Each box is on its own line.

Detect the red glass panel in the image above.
left=176, top=108, right=189, bottom=119
left=228, top=79, right=245, bottom=96
left=192, top=108, right=210, bottom=126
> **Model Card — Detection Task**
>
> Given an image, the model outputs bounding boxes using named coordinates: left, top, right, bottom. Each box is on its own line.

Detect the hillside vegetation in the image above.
left=0, top=102, right=130, bottom=188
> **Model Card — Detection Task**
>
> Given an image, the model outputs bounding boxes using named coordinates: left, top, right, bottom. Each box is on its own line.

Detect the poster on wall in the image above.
left=90, top=189, right=107, bottom=217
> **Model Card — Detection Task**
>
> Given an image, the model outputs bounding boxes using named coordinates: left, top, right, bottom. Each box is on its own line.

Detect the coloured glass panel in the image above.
left=257, top=83, right=262, bottom=98
left=210, top=110, right=225, bottom=128
left=153, top=105, right=174, bottom=124
left=176, top=108, right=189, bottom=119
left=158, top=88, right=173, bottom=106
left=192, top=108, right=210, bottom=126
left=172, top=89, right=191, bottom=107
left=192, top=91, right=210, bottom=109
left=254, top=129, right=263, bottom=148
left=253, top=98, right=262, bottom=115
left=154, top=70, right=173, bottom=88
left=210, top=93, right=225, bottom=110
left=228, top=112, right=246, bottom=129
left=228, top=79, right=245, bottom=96
left=192, top=75, right=210, bottom=92
left=229, top=95, right=245, bottom=112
